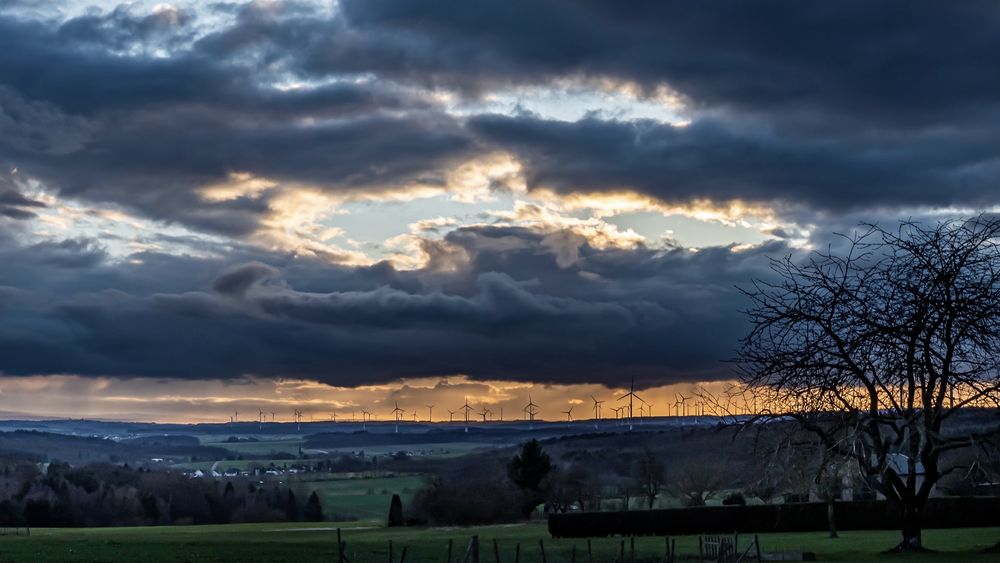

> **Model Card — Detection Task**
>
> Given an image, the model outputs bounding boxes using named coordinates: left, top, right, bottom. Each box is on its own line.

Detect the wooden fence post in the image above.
left=448, top=538, right=453, bottom=563
left=399, top=546, right=408, bottom=563
left=587, top=539, right=593, bottom=563
left=619, top=540, right=625, bottom=563
left=493, top=538, right=501, bottom=563
left=337, top=528, right=344, bottom=563
left=465, top=535, right=480, bottom=563
left=539, top=538, right=547, bottom=563
left=571, top=544, right=577, bottom=563
left=389, top=539, right=394, bottom=563
left=514, top=543, right=520, bottom=563
left=630, top=537, right=635, bottom=563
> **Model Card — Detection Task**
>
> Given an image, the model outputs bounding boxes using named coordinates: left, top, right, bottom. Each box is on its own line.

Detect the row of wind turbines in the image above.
left=225, top=379, right=715, bottom=432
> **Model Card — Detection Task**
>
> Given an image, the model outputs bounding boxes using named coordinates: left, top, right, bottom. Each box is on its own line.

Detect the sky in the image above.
left=1, top=1, right=999, bottom=422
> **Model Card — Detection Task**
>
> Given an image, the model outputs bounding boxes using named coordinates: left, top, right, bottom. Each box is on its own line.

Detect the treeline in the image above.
left=0, top=461, right=324, bottom=527
left=408, top=429, right=1000, bottom=528
left=410, top=439, right=589, bottom=526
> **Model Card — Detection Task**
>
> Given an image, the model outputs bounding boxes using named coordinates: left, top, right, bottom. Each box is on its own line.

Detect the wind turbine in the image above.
left=258, top=409, right=265, bottom=430
left=330, top=412, right=337, bottom=423
left=447, top=409, right=456, bottom=422
left=391, top=401, right=405, bottom=433
left=678, top=393, right=691, bottom=417
left=461, top=398, right=473, bottom=433
left=591, top=395, right=604, bottom=430
left=524, top=395, right=539, bottom=430
left=617, top=377, right=645, bottom=431
left=270, top=411, right=276, bottom=422
left=562, top=406, right=574, bottom=422
left=233, top=410, right=239, bottom=424
left=426, top=404, right=435, bottom=422
left=360, top=408, right=370, bottom=431
left=293, top=410, right=303, bottom=431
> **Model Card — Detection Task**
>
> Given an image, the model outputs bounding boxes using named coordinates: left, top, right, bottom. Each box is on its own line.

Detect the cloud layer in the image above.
left=0, top=223, right=777, bottom=386
left=1, top=1, right=999, bottom=390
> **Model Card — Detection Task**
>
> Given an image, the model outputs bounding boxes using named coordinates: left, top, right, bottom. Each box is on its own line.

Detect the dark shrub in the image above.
left=410, top=475, right=525, bottom=526
left=722, top=492, right=746, bottom=506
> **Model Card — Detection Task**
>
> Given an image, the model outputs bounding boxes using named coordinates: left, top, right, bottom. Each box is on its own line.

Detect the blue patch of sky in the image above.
left=325, top=193, right=518, bottom=252
left=450, top=86, right=686, bottom=124
left=606, top=212, right=772, bottom=248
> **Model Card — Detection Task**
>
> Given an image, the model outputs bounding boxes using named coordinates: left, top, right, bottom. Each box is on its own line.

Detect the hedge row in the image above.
left=548, top=497, right=1000, bottom=537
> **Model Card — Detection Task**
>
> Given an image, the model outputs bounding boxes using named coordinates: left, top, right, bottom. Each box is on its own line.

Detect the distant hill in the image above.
left=0, top=430, right=228, bottom=465
left=304, top=425, right=603, bottom=449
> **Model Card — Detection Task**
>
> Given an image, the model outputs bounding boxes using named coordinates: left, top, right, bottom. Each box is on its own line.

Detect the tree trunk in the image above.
left=826, top=498, right=838, bottom=539
left=896, top=505, right=923, bottom=551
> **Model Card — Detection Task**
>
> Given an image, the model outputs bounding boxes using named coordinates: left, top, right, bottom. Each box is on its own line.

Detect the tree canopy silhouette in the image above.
left=736, top=216, right=1000, bottom=550
left=508, top=439, right=552, bottom=516
left=507, top=439, right=552, bottom=492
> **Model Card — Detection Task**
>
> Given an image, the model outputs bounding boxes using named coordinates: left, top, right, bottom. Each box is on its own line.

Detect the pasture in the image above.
left=1, top=522, right=999, bottom=562
left=290, top=474, right=426, bottom=520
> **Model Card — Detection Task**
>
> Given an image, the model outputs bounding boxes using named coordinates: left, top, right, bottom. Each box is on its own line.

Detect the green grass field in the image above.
left=149, top=469, right=425, bottom=521
left=177, top=439, right=494, bottom=468
left=310, top=441, right=496, bottom=459
left=0, top=522, right=999, bottom=562
left=292, top=474, right=426, bottom=521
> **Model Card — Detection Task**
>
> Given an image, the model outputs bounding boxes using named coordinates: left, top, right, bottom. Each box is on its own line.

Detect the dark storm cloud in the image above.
left=213, top=262, right=281, bottom=297
left=0, top=187, right=45, bottom=220
left=9, top=106, right=473, bottom=236
left=469, top=115, right=1000, bottom=213
left=0, top=226, right=774, bottom=387
left=289, top=0, right=1000, bottom=128
left=2, top=0, right=1000, bottom=388
left=0, top=11, right=476, bottom=236
left=190, top=0, right=1000, bottom=213
left=56, top=4, right=196, bottom=52
left=2, top=2, right=1000, bottom=228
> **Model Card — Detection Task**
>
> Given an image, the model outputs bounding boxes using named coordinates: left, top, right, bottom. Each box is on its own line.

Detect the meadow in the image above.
left=1, top=522, right=999, bottom=562
left=289, top=474, right=426, bottom=521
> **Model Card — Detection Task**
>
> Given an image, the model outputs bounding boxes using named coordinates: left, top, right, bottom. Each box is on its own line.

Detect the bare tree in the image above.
left=634, top=448, right=665, bottom=509
left=668, top=458, right=725, bottom=507
left=736, top=216, right=1000, bottom=550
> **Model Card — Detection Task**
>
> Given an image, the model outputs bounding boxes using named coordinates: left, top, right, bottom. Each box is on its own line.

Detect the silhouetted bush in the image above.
left=409, top=475, right=525, bottom=526
left=722, top=492, right=746, bottom=506
left=304, top=491, right=324, bottom=522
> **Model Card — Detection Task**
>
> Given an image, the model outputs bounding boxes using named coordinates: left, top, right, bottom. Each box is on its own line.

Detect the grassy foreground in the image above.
left=1, top=522, right=999, bottom=562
